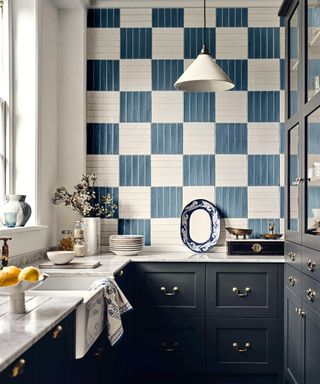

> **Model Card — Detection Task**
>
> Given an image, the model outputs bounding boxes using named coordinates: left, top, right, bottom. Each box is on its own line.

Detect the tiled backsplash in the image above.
left=86, top=5, right=285, bottom=251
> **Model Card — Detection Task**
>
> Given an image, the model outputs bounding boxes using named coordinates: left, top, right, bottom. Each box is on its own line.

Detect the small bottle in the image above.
left=74, top=220, right=84, bottom=239
left=60, top=230, right=74, bottom=251
left=74, top=238, right=86, bottom=257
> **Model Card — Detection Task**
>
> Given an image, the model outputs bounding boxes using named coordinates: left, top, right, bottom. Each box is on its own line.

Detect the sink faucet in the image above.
left=0, top=237, right=12, bottom=269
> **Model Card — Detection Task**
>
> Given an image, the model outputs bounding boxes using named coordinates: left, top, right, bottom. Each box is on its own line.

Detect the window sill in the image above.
left=0, top=225, right=48, bottom=236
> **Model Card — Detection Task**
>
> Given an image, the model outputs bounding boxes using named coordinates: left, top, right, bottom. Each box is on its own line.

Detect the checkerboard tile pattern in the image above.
left=86, top=6, right=285, bottom=250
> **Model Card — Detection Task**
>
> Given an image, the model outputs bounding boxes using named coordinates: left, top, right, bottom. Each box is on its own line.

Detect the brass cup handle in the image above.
left=295, top=308, right=305, bottom=317
left=233, top=342, right=251, bottom=353
left=307, top=260, right=316, bottom=272
left=252, top=243, right=262, bottom=253
left=94, top=347, right=104, bottom=358
left=232, top=287, right=251, bottom=297
left=288, top=276, right=296, bottom=286
left=161, top=342, right=178, bottom=352
left=52, top=325, right=63, bottom=340
left=306, top=288, right=316, bottom=302
left=11, top=359, right=26, bottom=378
left=160, top=286, right=179, bottom=296
left=288, top=251, right=296, bottom=261
left=118, top=270, right=124, bottom=277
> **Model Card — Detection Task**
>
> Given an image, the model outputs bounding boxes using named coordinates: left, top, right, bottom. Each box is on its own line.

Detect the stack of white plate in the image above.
left=109, top=235, right=144, bottom=256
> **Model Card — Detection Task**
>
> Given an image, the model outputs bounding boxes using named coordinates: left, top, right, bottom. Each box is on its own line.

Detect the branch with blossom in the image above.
left=52, top=174, right=117, bottom=218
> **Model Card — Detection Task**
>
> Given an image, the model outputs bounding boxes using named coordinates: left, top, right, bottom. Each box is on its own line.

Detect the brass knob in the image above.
left=295, top=308, right=305, bottom=317
left=118, top=270, right=124, bottom=277
left=252, top=243, right=262, bottom=253
left=288, top=251, right=296, bottom=261
left=94, top=347, right=104, bottom=358
left=52, top=325, right=63, bottom=340
left=160, top=286, right=179, bottom=296
left=306, top=288, right=316, bottom=302
left=288, top=276, right=296, bottom=286
left=161, top=342, right=178, bottom=352
left=232, top=287, right=251, bottom=297
left=307, top=260, right=316, bottom=272
left=11, top=359, right=26, bottom=378
left=232, top=342, right=251, bottom=352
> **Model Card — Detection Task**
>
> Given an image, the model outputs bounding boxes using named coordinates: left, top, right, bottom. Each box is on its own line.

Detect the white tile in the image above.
left=280, top=90, right=285, bottom=122
left=248, top=8, right=280, bottom=27
left=280, top=27, right=285, bottom=59
left=151, top=218, right=184, bottom=248
left=87, top=91, right=119, bottom=123
left=86, top=155, right=119, bottom=186
left=248, top=186, right=280, bottom=218
left=119, top=123, right=151, bottom=154
left=215, top=155, right=248, bottom=186
left=151, top=155, right=183, bottom=186
left=183, top=186, right=215, bottom=206
left=100, top=219, right=118, bottom=246
left=248, top=59, right=280, bottom=90
left=183, top=123, right=215, bottom=154
left=290, top=186, right=299, bottom=219
left=152, top=29, right=184, bottom=59
left=120, top=8, right=152, bottom=27
left=119, top=187, right=151, bottom=218
left=87, top=29, right=120, bottom=60
left=248, top=123, right=280, bottom=154
left=216, top=28, right=248, bottom=59
left=184, top=8, right=215, bottom=27
left=152, top=91, right=183, bottom=123
left=216, top=92, right=247, bottom=123
left=280, top=154, right=285, bottom=186
left=120, top=60, right=151, bottom=91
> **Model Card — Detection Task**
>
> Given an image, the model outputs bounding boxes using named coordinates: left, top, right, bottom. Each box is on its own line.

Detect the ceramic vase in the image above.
left=0, top=195, right=32, bottom=227
left=83, top=217, right=101, bottom=256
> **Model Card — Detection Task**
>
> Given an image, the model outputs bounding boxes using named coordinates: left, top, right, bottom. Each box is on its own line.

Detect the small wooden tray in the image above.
left=39, top=260, right=101, bottom=269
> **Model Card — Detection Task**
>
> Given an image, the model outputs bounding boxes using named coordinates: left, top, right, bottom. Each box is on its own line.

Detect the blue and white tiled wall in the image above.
left=86, top=5, right=285, bottom=251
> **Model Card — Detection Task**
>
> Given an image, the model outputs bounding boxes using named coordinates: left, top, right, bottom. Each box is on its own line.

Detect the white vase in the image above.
left=83, top=217, right=101, bottom=256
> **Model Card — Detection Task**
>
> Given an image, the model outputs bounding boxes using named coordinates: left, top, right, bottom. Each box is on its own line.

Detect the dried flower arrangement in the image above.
left=53, top=174, right=116, bottom=218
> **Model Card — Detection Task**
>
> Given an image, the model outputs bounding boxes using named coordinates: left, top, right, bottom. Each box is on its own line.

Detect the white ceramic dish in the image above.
left=47, top=251, right=75, bottom=265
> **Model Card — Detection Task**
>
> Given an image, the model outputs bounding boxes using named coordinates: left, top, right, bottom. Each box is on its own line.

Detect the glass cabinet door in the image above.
left=307, top=0, right=320, bottom=101
left=289, top=5, right=299, bottom=117
left=288, top=125, right=300, bottom=232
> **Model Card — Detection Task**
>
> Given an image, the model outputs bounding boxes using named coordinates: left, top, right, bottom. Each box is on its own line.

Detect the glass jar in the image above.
left=60, top=230, right=74, bottom=251
left=74, top=220, right=84, bottom=239
left=74, top=238, right=85, bottom=257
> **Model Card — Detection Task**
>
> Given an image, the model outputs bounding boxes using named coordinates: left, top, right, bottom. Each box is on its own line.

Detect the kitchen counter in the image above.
left=0, top=295, right=82, bottom=372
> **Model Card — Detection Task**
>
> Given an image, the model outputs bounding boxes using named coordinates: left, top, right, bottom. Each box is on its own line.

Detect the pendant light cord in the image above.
left=203, top=0, right=206, bottom=46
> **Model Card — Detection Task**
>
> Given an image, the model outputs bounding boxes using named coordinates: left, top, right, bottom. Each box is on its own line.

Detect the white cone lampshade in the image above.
left=174, top=51, right=235, bottom=92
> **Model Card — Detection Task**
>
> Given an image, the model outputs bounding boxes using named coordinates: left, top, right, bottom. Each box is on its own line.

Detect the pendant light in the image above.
left=174, top=0, right=235, bottom=92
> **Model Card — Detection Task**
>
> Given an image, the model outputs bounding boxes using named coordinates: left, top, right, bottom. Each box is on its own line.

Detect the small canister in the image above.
left=74, top=220, right=85, bottom=239
left=74, top=238, right=86, bottom=257
left=60, top=230, right=74, bottom=251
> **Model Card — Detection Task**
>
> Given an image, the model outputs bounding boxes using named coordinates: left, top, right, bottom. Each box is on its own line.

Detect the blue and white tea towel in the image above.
left=89, top=277, right=132, bottom=346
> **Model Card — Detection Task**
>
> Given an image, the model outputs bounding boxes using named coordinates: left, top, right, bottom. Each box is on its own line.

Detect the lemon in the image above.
left=0, top=271, right=19, bottom=286
left=18, top=266, right=39, bottom=282
left=3, top=266, right=21, bottom=280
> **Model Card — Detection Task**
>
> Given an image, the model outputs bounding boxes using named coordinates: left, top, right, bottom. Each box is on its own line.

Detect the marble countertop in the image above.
left=0, top=295, right=82, bottom=372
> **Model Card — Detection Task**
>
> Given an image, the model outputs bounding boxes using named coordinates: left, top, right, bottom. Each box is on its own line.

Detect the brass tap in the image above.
left=0, top=237, right=12, bottom=269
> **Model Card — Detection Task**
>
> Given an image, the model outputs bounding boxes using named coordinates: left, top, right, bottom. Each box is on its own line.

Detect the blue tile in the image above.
left=120, top=92, right=151, bottom=122
left=152, top=8, right=184, bottom=27
left=152, top=60, right=184, bottom=91
left=308, top=186, right=320, bottom=219
left=151, top=187, right=182, bottom=218
left=280, top=123, right=285, bottom=154
left=280, top=187, right=285, bottom=218
left=280, top=16, right=285, bottom=27
left=184, top=28, right=216, bottom=59
left=183, top=155, right=215, bottom=186
left=120, top=28, right=152, bottom=59
left=215, top=60, right=247, bottom=91
left=119, top=155, right=151, bottom=186
left=308, top=123, right=320, bottom=154
left=151, top=123, right=183, bottom=154
left=290, top=90, right=298, bottom=116
left=248, top=155, right=280, bottom=186
left=248, top=28, right=280, bottom=59
left=248, top=91, right=280, bottom=122
left=308, top=7, right=320, bottom=28
left=290, top=218, right=298, bottom=231
left=87, top=123, right=119, bottom=155
left=184, top=92, right=215, bottom=122
left=216, top=124, right=247, bottom=154
left=216, top=187, right=248, bottom=218
left=87, top=60, right=119, bottom=91
left=93, top=187, right=119, bottom=218
left=87, top=8, right=120, bottom=28
left=248, top=219, right=280, bottom=238
left=280, top=59, right=285, bottom=90
left=216, top=8, right=248, bottom=27
left=118, top=219, right=151, bottom=245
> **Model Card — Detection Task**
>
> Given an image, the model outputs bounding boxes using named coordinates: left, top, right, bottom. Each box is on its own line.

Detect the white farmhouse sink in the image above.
left=31, top=276, right=106, bottom=358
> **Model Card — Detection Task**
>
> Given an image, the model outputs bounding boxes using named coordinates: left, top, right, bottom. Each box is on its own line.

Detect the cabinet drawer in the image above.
left=285, top=264, right=302, bottom=297
left=134, top=318, right=205, bottom=373
left=206, top=264, right=278, bottom=317
left=302, top=273, right=320, bottom=313
left=285, top=242, right=301, bottom=271
left=134, top=263, right=205, bottom=317
left=207, top=318, right=278, bottom=374
left=302, top=246, right=320, bottom=283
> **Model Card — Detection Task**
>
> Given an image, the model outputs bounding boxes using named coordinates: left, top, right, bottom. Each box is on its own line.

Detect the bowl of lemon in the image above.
left=0, top=266, right=48, bottom=314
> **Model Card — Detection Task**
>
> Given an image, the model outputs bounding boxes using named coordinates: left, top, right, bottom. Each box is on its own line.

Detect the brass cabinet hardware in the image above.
left=52, top=325, right=63, bottom=340
left=295, top=308, right=305, bottom=317
left=161, top=342, right=178, bottom=352
left=306, top=288, right=316, bottom=302
left=232, top=342, right=251, bottom=353
left=160, top=286, right=179, bottom=296
left=288, top=276, right=296, bottom=286
left=232, top=287, right=251, bottom=297
left=94, top=347, right=104, bottom=358
left=251, top=243, right=263, bottom=253
left=307, top=260, right=316, bottom=272
left=11, top=359, right=26, bottom=378
left=118, top=270, right=124, bottom=277
left=288, top=251, right=296, bottom=261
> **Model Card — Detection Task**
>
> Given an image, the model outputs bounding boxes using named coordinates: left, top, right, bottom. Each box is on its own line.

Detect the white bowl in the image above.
left=47, top=251, right=74, bottom=265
